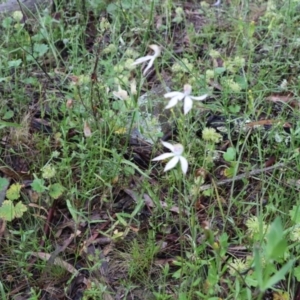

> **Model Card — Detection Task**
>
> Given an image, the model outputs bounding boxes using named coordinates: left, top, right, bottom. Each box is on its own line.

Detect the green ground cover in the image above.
left=1, top=0, right=300, bottom=299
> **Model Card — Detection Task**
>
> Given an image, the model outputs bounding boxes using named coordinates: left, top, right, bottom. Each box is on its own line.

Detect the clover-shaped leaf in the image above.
left=31, top=178, right=46, bottom=193
left=49, top=183, right=65, bottom=199
left=6, top=183, right=22, bottom=200
left=14, top=201, right=27, bottom=218
left=223, top=147, right=236, bottom=162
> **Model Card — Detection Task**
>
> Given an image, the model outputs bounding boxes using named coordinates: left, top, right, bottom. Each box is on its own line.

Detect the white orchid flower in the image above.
left=212, top=0, right=221, bottom=6
left=131, top=44, right=161, bottom=75
left=164, top=84, right=208, bottom=115
left=152, top=141, right=188, bottom=174
left=113, top=85, right=129, bottom=100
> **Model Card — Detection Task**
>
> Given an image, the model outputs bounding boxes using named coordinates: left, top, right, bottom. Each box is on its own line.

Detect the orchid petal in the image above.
left=172, top=144, right=184, bottom=156
left=164, top=156, right=179, bottom=172
left=212, top=0, right=221, bottom=6
left=183, top=84, right=192, bottom=96
left=113, top=86, right=129, bottom=100
left=190, top=94, right=208, bottom=101
left=132, top=45, right=161, bottom=75
left=164, top=91, right=184, bottom=99
left=183, top=96, right=193, bottom=115
left=165, top=97, right=180, bottom=109
left=131, top=56, right=152, bottom=66
left=161, top=141, right=175, bottom=152
left=152, top=153, right=174, bottom=161
left=148, top=44, right=161, bottom=58
left=142, top=57, right=155, bottom=75
left=179, top=156, right=188, bottom=174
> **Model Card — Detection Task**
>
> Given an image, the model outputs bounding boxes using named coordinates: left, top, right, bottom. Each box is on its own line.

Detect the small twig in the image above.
left=200, top=163, right=286, bottom=191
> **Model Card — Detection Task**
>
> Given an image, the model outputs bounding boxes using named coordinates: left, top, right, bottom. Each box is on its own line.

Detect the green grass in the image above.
left=1, top=0, right=300, bottom=299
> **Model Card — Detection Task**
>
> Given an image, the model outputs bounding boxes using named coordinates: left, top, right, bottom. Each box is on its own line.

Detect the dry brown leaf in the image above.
left=143, top=193, right=154, bottom=207
left=143, top=193, right=184, bottom=214
left=102, top=244, right=113, bottom=256
left=31, top=214, right=47, bottom=220
left=244, top=119, right=292, bottom=130
left=0, top=219, right=7, bottom=238
left=129, top=226, right=139, bottom=233
left=69, top=75, right=79, bottom=84
left=266, top=94, right=293, bottom=103
left=266, top=93, right=300, bottom=108
left=66, top=99, right=74, bottom=109
left=30, top=252, right=79, bottom=276
left=28, top=203, right=48, bottom=213
left=154, top=258, right=175, bottom=266
left=27, top=190, right=40, bottom=203
left=194, top=198, right=205, bottom=211
left=83, top=121, right=92, bottom=137
left=287, top=179, right=300, bottom=190
left=155, top=15, right=163, bottom=30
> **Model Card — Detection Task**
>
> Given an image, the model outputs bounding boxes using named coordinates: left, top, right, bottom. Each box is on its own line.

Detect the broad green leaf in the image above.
left=203, top=188, right=213, bottom=197
left=206, top=260, right=218, bottom=287
left=235, top=75, right=248, bottom=89
left=120, top=0, right=132, bottom=9
left=265, top=217, right=287, bottom=260
left=245, top=273, right=258, bottom=287
left=0, top=120, right=22, bottom=128
left=106, top=3, right=118, bottom=14
left=2, top=16, right=13, bottom=28
left=294, top=266, right=300, bottom=282
left=66, top=200, right=78, bottom=223
left=254, top=247, right=263, bottom=288
left=31, top=177, right=46, bottom=193
left=224, top=166, right=235, bottom=178
left=14, top=201, right=27, bottom=218
left=0, top=200, right=15, bottom=221
left=0, top=177, right=9, bottom=191
left=263, top=260, right=294, bottom=291
left=214, top=67, right=226, bottom=74
left=289, top=205, right=300, bottom=223
left=219, top=232, right=229, bottom=257
left=229, top=104, right=241, bottom=114
left=3, top=110, right=14, bottom=120
left=223, top=147, right=236, bottom=162
left=33, top=43, right=49, bottom=57
left=49, top=183, right=64, bottom=199
left=8, top=59, right=22, bottom=68
left=172, top=267, right=182, bottom=279
left=6, top=183, right=22, bottom=200
left=178, top=293, right=188, bottom=300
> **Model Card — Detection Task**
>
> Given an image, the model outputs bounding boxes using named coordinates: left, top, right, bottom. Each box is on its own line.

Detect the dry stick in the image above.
left=199, top=163, right=286, bottom=191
